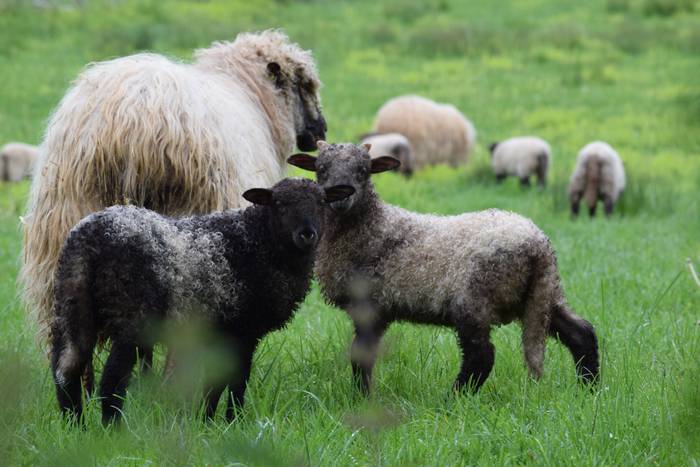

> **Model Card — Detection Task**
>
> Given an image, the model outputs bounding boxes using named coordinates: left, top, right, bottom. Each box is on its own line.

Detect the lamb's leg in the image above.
left=520, top=176, right=531, bottom=187
left=603, top=196, right=614, bottom=217
left=549, top=304, right=599, bottom=384
left=350, top=319, right=387, bottom=395
left=588, top=201, right=597, bottom=217
left=224, top=342, right=255, bottom=422
left=99, top=341, right=137, bottom=424
left=496, top=174, right=506, bottom=183
left=203, top=338, right=255, bottom=422
left=571, top=193, right=581, bottom=217
left=454, top=324, right=495, bottom=392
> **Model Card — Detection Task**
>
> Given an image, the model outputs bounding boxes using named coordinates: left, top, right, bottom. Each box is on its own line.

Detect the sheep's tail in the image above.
left=535, top=151, right=548, bottom=187
left=548, top=303, right=599, bottom=384
left=50, top=243, right=97, bottom=414
left=583, top=156, right=601, bottom=209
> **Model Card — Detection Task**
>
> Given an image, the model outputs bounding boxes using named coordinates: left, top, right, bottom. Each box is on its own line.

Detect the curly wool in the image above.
left=373, top=95, right=476, bottom=169
left=22, top=30, right=322, bottom=347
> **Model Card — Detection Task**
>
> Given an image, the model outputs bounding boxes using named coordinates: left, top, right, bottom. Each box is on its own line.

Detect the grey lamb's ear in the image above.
left=370, top=156, right=401, bottom=174
left=324, top=185, right=355, bottom=203
left=243, top=188, right=274, bottom=205
left=287, top=153, right=317, bottom=172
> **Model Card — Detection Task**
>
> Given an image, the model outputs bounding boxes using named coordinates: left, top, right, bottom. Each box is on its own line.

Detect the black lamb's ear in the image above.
left=489, top=142, right=499, bottom=154
left=370, top=156, right=401, bottom=174
left=243, top=188, right=274, bottom=205
left=287, top=153, right=318, bottom=172
left=267, top=62, right=284, bottom=87
left=324, top=185, right=355, bottom=203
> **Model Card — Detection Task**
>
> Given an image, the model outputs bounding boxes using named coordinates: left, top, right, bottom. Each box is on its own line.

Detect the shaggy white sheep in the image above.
left=360, top=132, right=414, bottom=176
left=489, top=136, right=551, bottom=187
left=568, top=141, right=626, bottom=217
left=22, top=30, right=327, bottom=346
left=372, top=95, right=476, bottom=169
left=0, top=142, right=37, bottom=182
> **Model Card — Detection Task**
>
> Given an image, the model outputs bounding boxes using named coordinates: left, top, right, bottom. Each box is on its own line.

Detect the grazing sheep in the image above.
left=23, top=30, right=327, bottom=348
left=372, top=95, right=476, bottom=170
left=0, top=142, right=38, bottom=182
left=50, top=178, right=354, bottom=424
left=489, top=136, right=551, bottom=187
left=360, top=133, right=415, bottom=177
left=569, top=141, right=625, bottom=217
left=288, top=142, right=599, bottom=395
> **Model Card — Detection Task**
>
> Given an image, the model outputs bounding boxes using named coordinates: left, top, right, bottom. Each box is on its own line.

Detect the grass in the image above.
left=1, top=0, right=699, bottom=464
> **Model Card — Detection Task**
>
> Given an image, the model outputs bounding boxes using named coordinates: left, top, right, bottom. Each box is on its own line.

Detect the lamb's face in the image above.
left=243, top=178, right=354, bottom=252
left=287, top=142, right=400, bottom=216
left=267, top=62, right=326, bottom=152
left=314, top=143, right=370, bottom=214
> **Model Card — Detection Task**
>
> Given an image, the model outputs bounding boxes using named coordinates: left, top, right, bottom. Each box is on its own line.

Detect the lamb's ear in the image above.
left=287, top=153, right=317, bottom=172
left=316, top=140, right=330, bottom=152
left=362, top=143, right=372, bottom=152
left=243, top=188, right=274, bottom=205
left=370, top=156, right=401, bottom=174
left=267, top=62, right=284, bottom=88
left=324, top=185, right=355, bottom=203
left=489, top=142, right=499, bottom=154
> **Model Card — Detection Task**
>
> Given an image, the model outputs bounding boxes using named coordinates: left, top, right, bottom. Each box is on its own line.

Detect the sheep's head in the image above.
left=197, top=30, right=326, bottom=151
left=246, top=30, right=326, bottom=151
left=287, top=142, right=400, bottom=215
left=243, top=178, right=354, bottom=252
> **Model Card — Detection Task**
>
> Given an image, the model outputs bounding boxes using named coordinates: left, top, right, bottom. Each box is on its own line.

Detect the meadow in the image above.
left=1, top=0, right=699, bottom=464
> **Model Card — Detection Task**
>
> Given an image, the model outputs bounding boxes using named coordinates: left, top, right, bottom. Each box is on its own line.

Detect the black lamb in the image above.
left=50, top=178, right=354, bottom=424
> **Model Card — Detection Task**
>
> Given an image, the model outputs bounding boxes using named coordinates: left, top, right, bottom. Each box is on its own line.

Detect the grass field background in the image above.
left=1, top=0, right=699, bottom=464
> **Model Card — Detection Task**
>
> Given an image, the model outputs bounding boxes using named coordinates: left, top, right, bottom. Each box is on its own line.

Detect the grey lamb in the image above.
left=288, top=142, right=599, bottom=395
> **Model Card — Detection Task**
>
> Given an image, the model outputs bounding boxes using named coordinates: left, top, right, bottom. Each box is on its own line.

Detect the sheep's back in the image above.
left=492, top=137, right=550, bottom=177
left=373, top=95, right=474, bottom=168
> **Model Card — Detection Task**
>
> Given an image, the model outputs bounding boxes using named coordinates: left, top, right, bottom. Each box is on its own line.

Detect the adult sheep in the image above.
left=22, top=30, right=327, bottom=346
left=372, top=95, right=476, bottom=170
left=1, top=142, right=38, bottom=182
left=568, top=141, right=625, bottom=217
left=489, top=136, right=551, bottom=188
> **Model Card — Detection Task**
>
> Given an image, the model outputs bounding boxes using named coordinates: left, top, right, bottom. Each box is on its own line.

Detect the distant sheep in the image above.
left=569, top=141, right=625, bottom=217
left=23, top=30, right=327, bottom=348
left=50, top=178, right=354, bottom=423
left=360, top=132, right=414, bottom=176
left=489, top=136, right=551, bottom=187
left=1, top=142, right=37, bottom=182
left=289, top=142, right=599, bottom=395
left=372, top=95, right=476, bottom=170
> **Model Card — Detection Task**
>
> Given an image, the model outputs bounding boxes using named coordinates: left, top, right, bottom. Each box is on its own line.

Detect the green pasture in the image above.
left=0, top=0, right=699, bottom=464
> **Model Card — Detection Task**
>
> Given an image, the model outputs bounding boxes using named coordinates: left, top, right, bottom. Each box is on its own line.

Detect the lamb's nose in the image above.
left=299, top=229, right=317, bottom=244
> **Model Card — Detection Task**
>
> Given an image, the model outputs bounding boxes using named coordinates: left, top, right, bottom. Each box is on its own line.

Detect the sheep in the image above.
left=372, top=95, right=476, bottom=170
left=360, top=132, right=415, bottom=177
left=50, top=178, right=355, bottom=424
left=568, top=141, right=626, bottom=217
left=288, top=142, right=599, bottom=395
left=489, top=136, right=551, bottom=188
left=22, top=30, right=327, bottom=350
left=0, top=142, right=38, bottom=182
